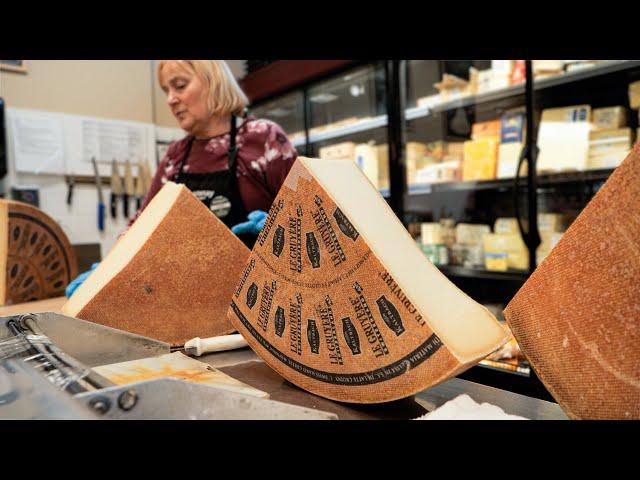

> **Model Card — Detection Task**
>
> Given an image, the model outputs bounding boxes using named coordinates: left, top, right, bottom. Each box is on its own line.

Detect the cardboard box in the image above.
left=319, top=142, right=356, bottom=161
left=500, top=111, right=526, bottom=143
left=541, top=105, right=591, bottom=123
left=463, top=139, right=498, bottom=181
left=497, top=142, right=528, bottom=179
left=538, top=213, right=567, bottom=233
left=421, top=223, right=443, bottom=245
left=629, top=80, right=640, bottom=109
left=471, top=120, right=501, bottom=140
left=415, top=160, right=461, bottom=184
left=592, top=106, right=627, bottom=130
left=494, top=218, right=521, bottom=235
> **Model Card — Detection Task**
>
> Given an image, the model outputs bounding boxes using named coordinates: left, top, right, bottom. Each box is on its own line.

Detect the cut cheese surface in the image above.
left=227, top=157, right=508, bottom=403
left=63, top=182, right=249, bottom=347
left=505, top=144, right=640, bottom=420
left=0, top=200, right=77, bottom=305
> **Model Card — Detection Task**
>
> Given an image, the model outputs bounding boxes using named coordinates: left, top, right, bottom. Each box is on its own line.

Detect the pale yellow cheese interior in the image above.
left=63, top=182, right=183, bottom=316
left=301, top=157, right=507, bottom=362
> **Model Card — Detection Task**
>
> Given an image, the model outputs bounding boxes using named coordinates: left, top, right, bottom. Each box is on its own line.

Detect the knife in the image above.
left=91, top=158, right=105, bottom=232
left=135, top=161, right=145, bottom=210
left=110, top=159, right=123, bottom=219
left=123, top=160, right=135, bottom=219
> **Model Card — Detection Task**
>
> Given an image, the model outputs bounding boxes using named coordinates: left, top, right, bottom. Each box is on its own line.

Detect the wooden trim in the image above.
left=1, top=60, right=28, bottom=74
left=240, top=60, right=357, bottom=103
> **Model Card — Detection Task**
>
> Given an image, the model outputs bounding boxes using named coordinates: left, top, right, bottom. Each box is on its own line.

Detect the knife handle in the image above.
left=110, top=193, right=117, bottom=219
left=123, top=194, right=129, bottom=218
left=97, top=202, right=105, bottom=232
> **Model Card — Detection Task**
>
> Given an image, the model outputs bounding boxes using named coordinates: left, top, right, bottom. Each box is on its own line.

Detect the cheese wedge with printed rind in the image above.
left=504, top=143, right=640, bottom=419
left=63, top=182, right=249, bottom=347
left=227, top=157, right=509, bottom=403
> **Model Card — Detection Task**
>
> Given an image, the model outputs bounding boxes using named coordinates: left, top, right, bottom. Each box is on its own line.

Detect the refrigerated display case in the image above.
left=243, top=59, right=640, bottom=401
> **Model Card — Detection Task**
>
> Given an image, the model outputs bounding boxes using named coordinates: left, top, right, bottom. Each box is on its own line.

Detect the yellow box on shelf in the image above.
left=354, top=143, right=389, bottom=190
left=462, top=138, right=499, bottom=181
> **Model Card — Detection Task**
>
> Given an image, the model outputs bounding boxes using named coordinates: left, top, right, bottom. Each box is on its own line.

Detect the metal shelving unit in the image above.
left=437, top=265, right=529, bottom=282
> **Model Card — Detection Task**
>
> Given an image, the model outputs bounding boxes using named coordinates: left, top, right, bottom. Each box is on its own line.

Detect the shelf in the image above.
left=406, top=60, right=640, bottom=120
left=406, top=168, right=615, bottom=199
left=437, top=264, right=529, bottom=282
left=307, top=114, right=388, bottom=144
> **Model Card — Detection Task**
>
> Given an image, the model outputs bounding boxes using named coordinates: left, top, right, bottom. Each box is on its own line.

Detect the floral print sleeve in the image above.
left=242, top=119, right=298, bottom=198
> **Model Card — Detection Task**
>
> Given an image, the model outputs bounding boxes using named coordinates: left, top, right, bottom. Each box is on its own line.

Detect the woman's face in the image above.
left=160, top=62, right=211, bottom=135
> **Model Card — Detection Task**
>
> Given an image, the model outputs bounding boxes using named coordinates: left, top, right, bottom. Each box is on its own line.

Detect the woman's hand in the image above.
left=231, top=210, right=268, bottom=236
left=65, top=263, right=100, bottom=298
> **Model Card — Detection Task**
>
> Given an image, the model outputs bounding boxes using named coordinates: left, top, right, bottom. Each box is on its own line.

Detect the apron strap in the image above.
left=175, top=115, right=238, bottom=180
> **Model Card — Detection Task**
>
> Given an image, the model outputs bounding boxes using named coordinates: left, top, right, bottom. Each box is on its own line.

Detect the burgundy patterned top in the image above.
left=129, top=116, right=298, bottom=226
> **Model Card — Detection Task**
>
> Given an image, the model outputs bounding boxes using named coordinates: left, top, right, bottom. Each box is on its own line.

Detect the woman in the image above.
left=135, top=59, right=297, bottom=243
left=66, top=60, right=297, bottom=297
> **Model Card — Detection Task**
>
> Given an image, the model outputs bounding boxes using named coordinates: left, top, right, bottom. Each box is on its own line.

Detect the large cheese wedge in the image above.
left=63, top=182, right=249, bottom=347
left=504, top=143, right=640, bottom=419
left=227, top=157, right=509, bottom=403
left=0, top=200, right=77, bottom=305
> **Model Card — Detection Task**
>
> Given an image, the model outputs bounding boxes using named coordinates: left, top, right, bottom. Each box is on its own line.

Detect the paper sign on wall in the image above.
left=10, top=112, right=66, bottom=174
left=82, top=119, right=147, bottom=163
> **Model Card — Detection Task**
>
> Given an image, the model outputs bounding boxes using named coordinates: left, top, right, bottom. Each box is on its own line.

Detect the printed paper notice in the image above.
left=11, top=113, right=66, bottom=174
left=82, top=119, right=147, bottom=163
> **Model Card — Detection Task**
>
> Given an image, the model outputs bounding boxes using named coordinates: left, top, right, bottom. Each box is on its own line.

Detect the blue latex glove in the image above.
left=65, top=263, right=100, bottom=298
left=231, top=210, right=268, bottom=236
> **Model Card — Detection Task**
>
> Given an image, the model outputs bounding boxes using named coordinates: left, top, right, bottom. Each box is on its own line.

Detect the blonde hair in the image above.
left=158, top=60, right=249, bottom=117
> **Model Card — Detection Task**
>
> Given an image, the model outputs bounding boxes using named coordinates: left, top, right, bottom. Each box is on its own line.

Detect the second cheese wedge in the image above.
left=63, top=182, right=249, bottom=347
left=228, top=157, right=508, bottom=403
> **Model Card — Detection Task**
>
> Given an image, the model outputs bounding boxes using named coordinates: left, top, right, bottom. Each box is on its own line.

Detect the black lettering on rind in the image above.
left=351, top=282, right=389, bottom=357
left=311, top=201, right=346, bottom=267
left=235, top=259, right=255, bottom=298
left=307, top=319, right=320, bottom=354
left=272, top=225, right=285, bottom=257
left=289, top=297, right=302, bottom=355
left=257, top=280, right=277, bottom=332
left=378, top=270, right=425, bottom=327
left=342, top=317, right=361, bottom=355
left=317, top=299, right=343, bottom=366
left=12, top=226, right=20, bottom=242
left=275, top=306, right=286, bottom=337
left=246, top=283, right=258, bottom=309
left=333, top=208, right=359, bottom=241
left=230, top=301, right=444, bottom=386
left=376, top=296, right=405, bottom=336
left=306, top=232, right=321, bottom=269
left=288, top=215, right=302, bottom=273
left=257, top=199, right=285, bottom=246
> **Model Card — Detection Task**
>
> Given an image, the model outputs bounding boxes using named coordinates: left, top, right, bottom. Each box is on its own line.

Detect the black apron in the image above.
left=173, top=115, right=256, bottom=248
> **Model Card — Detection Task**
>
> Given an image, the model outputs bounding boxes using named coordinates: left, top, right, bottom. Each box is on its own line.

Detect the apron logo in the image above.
left=209, top=195, right=232, bottom=218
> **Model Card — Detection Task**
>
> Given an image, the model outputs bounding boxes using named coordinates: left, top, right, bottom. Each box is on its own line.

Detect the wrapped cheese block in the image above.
left=504, top=143, right=640, bottom=419
left=227, top=157, right=509, bottom=403
left=0, top=200, right=78, bottom=305
left=63, top=182, right=249, bottom=347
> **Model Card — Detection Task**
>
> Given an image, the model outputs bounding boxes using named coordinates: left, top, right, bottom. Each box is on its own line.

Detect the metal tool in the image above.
left=184, top=334, right=249, bottom=357
left=91, top=158, right=105, bottom=232
left=66, top=175, right=75, bottom=206
left=134, top=161, right=145, bottom=210
left=123, top=160, right=135, bottom=219
left=0, top=313, right=336, bottom=420
left=110, top=159, right=123, bottom=219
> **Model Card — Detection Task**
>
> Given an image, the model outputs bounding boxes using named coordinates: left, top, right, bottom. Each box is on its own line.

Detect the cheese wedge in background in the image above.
left=0, top=200, right=78, bottom=305
left=227, top=157, right=508, bottom=403
left=504, top=144, right=640, bottom=419
left=63, top=182, right=249, bottom=347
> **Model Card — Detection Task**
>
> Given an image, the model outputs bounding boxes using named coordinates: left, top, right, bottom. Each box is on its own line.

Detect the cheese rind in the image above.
left=63, top=182, right=249, bottom=347
left=504, top=143, right=640, bottom=419
left=0, top=200, right=78, bottom=305
left=228, top=157, right=508, bottom=403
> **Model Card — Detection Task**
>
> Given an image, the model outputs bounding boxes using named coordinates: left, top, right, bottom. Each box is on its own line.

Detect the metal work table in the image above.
left=0, top=299, right=568, bottom=420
